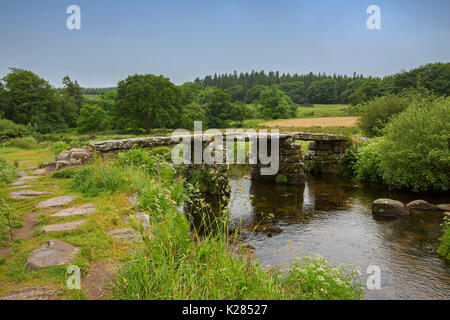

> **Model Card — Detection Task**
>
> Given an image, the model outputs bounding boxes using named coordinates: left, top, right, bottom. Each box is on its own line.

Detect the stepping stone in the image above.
left=19, top=160, right=32, bottom=164
left=124, top=212, right=150, bottom=230
left=36, top=196, right=77, bottom=208
left=437, top=204, right=450, bottom=211
left=26, top=240, right=80, bottom=270
left=10, top=185, right=39, bottom=190
left=50, top=204, right=95, bottom=218
left=108, top=228, right=141, bottom=242
left=17, top=170, right=27, bottom=176
left=11, top=176, right=39, bottom=185
left=43, top=220, right=86, bottom=233
left=32, top=168, right=48, bottom=176
left=127, top=193, right=138, bottom=206
left=445, top=212, right=450, bottom=217
left=9, top=190, right=51, bottom=199
left=0, top=286, right=64, bottom=300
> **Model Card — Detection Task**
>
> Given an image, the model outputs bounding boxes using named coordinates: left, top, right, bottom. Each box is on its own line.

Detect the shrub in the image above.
left=50, top=141, right=70, bottom=156
left=0, top=119, right=29, bottom=142
left=438, top=218, right=450, bottom=261
left=354, top=139, right=383, bottom=183
left=77, top=104, right=110, bottom=133
left=377, top=96, right=450, bottom=192
left=1, top=137, right=37, bottom=149
left=358, top=95, right=409, bottom=137
left=0, top=158, right=18, bottom=184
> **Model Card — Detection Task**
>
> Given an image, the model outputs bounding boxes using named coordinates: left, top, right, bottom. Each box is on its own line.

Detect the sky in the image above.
left=0, top=0, right=449, bottom=87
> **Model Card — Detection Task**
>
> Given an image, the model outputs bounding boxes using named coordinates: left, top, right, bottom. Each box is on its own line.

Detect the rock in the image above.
left=10, top=185, right=39, bottom=190
left=108, top=228, right=142, bottom=242
left=26, top=240, right=80, bottom=270
left=32, top=168, right=48, bottom=176
left=42, top=148, right=93, bottom=172
left=436, top=204, right=450, bottom=212
left=11, top=176, right=39, bottom=185
left=42, top=220, right=86, bottom=233
left=445, top=212, right=450, bottom=217
left=50, top=204, right=95, bottom=218
left=9, top=190, right=51, bottom=199
left=0, top=286, right=64, bottom=300
left=36, top=196, right=77, bottom=208
left=124, top=212, right=150, bottom=230
left=127, top=193, right=138, bottom=207
left=372, top=199, right=409, bottom=217
left=406, top=200, right=436, bottom=211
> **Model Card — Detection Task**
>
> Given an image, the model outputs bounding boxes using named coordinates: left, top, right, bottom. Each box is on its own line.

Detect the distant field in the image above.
left=297, top=104, right=349, bottom=118
left=263, top=116, right=358, bottom=128
left=83, top=94, right=102, bottom=102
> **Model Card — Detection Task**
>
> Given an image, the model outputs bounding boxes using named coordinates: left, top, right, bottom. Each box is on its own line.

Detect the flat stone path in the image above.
left=10, top=190, right=51, bottom=199
left=11, top=176, right=39, bottom=185
left=0, top=286, right=64, bottom=300
left=26, top=240, right=80, bottom=270
left=50, top=204, right=95, bottom=218
left=36, top=196, right=77, bottom=208
left=108, top=228, right=141, bottom=242
left=10, top=185, right=39, bottom=190
left=43, top=220, right=86, bottom=233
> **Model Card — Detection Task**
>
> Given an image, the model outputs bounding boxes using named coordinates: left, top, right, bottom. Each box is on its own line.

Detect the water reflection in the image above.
left=227, top=174, right=450, bottom=300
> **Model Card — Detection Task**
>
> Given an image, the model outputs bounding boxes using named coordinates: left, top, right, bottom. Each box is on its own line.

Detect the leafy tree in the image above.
left=0, top=68, right=67, bottom=133
left=77, top=104, right=110, bottom=133
left=180, top=102, right=206, bottom=130
left=100, top=90, right=117, bottom=115
left=62, top=76, right=83, bottom=110
left=224, top=85, right=245, bottom=102
left=278, top=81, right=305, bottom=104
left=306, top=79, right=338, bottom=104
left=180, top=82, right=201, bottom=105
left=115, top=74, right=183, bottom=130
left=229, top=102, right=248, bottom=126
left=378, top=96, right=450, bottom=192
left=358, top=95, right=409, bottom=137
left=244, top=85, right=266, bottom=103
left=259, top=87, right=297, bottom=119
left=201, top=88, right=233, bottom=128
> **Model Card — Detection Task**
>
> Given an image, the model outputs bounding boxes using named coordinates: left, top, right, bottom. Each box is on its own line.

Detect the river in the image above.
left=225, top=173, right=450, bottom=300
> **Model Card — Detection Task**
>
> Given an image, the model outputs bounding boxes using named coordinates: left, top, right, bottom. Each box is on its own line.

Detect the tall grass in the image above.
left=0, top=158, right=18, bottom=184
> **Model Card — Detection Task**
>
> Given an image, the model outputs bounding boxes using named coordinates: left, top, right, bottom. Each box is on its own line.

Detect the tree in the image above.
left=244, top=85, right=267, bottom=103
left=278, top=81, right=305, bottom=104
left=259, top=87, right=297, bottom=119
left=100, top=90, right=117, bottom=115
left=201, top=88, right=233, bottom=128
left=180, top=82, right=201, bottom=105
left=224, top=85, right=245, bottom=102
left=115, top=74, right=183, bottom=131
left=306, top=79, right=338, bottom=104
left=180, top=102, right=206, bottom=130
left=1, top=68, right=67, bottom=133
left=229, top=102, right=248, bottom=126
left=77, top=104, right=109, bottom=133
left=62, top=76, right=83, bottom=110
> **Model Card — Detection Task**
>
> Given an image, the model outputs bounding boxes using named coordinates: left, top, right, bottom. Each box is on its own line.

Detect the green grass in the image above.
left=296, top=104, right=350, bottom=118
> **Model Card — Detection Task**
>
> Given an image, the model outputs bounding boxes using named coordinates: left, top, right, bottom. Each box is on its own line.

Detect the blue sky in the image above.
left=0, top=0, right=449, bottom=87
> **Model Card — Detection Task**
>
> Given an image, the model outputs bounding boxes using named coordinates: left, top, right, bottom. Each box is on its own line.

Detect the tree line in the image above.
left=0, top=62, right=448, bottom=134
